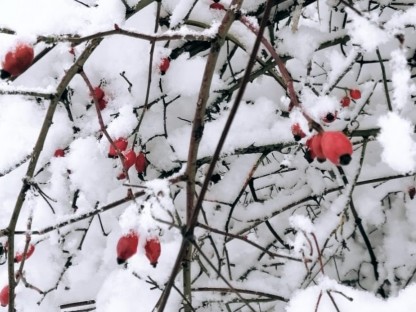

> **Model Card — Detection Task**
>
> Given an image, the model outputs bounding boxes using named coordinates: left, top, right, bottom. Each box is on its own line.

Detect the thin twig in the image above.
left=376, top=48, right=392, bottom=111
left=197, top=222, right=303, bottom=262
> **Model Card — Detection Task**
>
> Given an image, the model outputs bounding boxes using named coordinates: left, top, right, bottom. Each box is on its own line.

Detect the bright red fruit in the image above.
left=349, top=89, right=361, bottom=100
left=97, top=98, right=107, bottom=110
left=135, top=152, right=147, bottom=174
left=210, top=2, right=225, bottom=10
left=320, top=131, right=353, bottom=165
left=1, top=43, right=34, bottom=78
left=54, top=149, right=65, bottom=157
left=159, top=57, right=170, bottom=75
left=0, top=285, right=9, bottom=307
left=122, top=150, right=136, bottom=169
left=306, top=134, right=326, bottom=163
left=14, top=244, right=35, bottom=263
left=117, top=172, right=126, bottom=180
left=291, top=123, right=306, bottom=141
left=145, top=237, right=161, bottom=267
left=108, top=138, right=128, bottom=158
left=92, top=87, right=104, bottom=100
left=340, top=96, right=351, bottom=108
left=91, top=87, right=107, bottom=110
left=116, top=231, right=139, bottom=264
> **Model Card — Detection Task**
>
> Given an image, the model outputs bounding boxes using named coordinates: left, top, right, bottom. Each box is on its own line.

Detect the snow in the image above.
left=286, top=277, right=416, bottom=312
left=0, top=96, right=43, bottom=171
left=377, top=112, right=416, bottom=174
left=169, top=97, right=292, bottom=159
left=1, top=0, right=416, bottom=311
left=300, top=91, right=339, bottom=121
left=390, top=49, right=416, bottom=111
left=0, top=0, right=125, bottom=36
left=278, top=26, right=325, bottom=65
left=346, top=11, right=390, bottom=52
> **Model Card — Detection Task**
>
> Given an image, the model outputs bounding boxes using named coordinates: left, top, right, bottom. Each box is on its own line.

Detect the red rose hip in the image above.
left=340, top=96, right=351, bottom=108
left=122, top=150, right=136, bottom=169
left=291, top=123, right=306, bottom=141
left=135, top=152, right=148, bottom=174
left=349, top=89, right=361, bottom=100
left=116, top=231, right=139, bottom=264
left=54, top=149, right=65, bottom=157
left=91, top=87, right=107, bottom=110
left=145, top=237, right=161, bottom=267
left=0, top=285, right=9, bottom=307
left=108, top=138, right=128, bottom=158
left=159, top=57, right=170, bottom=75
left=306, top=134, right=326, bottom=163
left=320, top=131, right=353, bottom=165
left=210, top=2, right=225, bottom=10
left=14, top=243, right=35, bottom=263
left=1, top=43, right=34, bottom=78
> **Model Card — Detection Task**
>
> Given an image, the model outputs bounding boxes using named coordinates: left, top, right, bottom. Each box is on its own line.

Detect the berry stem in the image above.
left=238, top=15, right=324, bottom=133
left=79, top=70, right=133, bottom=194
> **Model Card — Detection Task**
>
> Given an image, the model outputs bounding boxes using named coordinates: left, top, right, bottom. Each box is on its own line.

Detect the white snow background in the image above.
left=0, top=0, right=416, bottom=311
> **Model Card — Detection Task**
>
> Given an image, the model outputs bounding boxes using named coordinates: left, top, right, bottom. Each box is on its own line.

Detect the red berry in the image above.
left=320, top=131, right=353, bottom=165
left=97, top=98, right=107, bottom=110
left=145, top=237, right=161, bottom=267
left=0, top=285, right=9, bottom=307
left=306, top=134, right=326, bottom=163
left=117, top=172, right=126, bottom=180
left=116, top=231, right=139, bottom=264
left=340, top=96, right=351, bottom=108
left=14, top=244, right=35, bottom=263
left=1, top=43, right=34, bottom=78
left=91, top=87, right=107, bottom=110
left=92, top=87, right=105, bottom=100
left=135, top=152, right=147, bottom=174
left=210, top=2, right=225, bottom=10
left=349, top=89, right=361, bottom=100
left=54, top=149, right=65, bottom=157
left=291, top=123, right=306, bottom=141
left=409, top=186, right=416, bottom=200
left=122, top=150, right=136, bottom=169
left=108, top=138, right=128, bottom=158
left=159, top=57, right=170, bottom=75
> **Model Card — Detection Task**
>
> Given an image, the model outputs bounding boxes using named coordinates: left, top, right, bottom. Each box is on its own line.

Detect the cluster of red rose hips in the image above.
left=1, top=43, right=166, bottom=179
left=159, top=57, right=170, bottom=75
left=305, top=131, right=353, bottom=165
left=0, top=243, right=36, bottom=307
left=107, top=138, right=147, bottom=180
left=290, top=125, right=353, bottom=166
left=116, top=231, right=161, bottom=267
left=290, top=88, right=361, bottom=166
left=340, top=89, right=361, bottom=108
left=291, top=125, right=353, bottom=166
left=320, top=89, right=362, bottom=124
left=53, top=138, right=148, bottom=180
